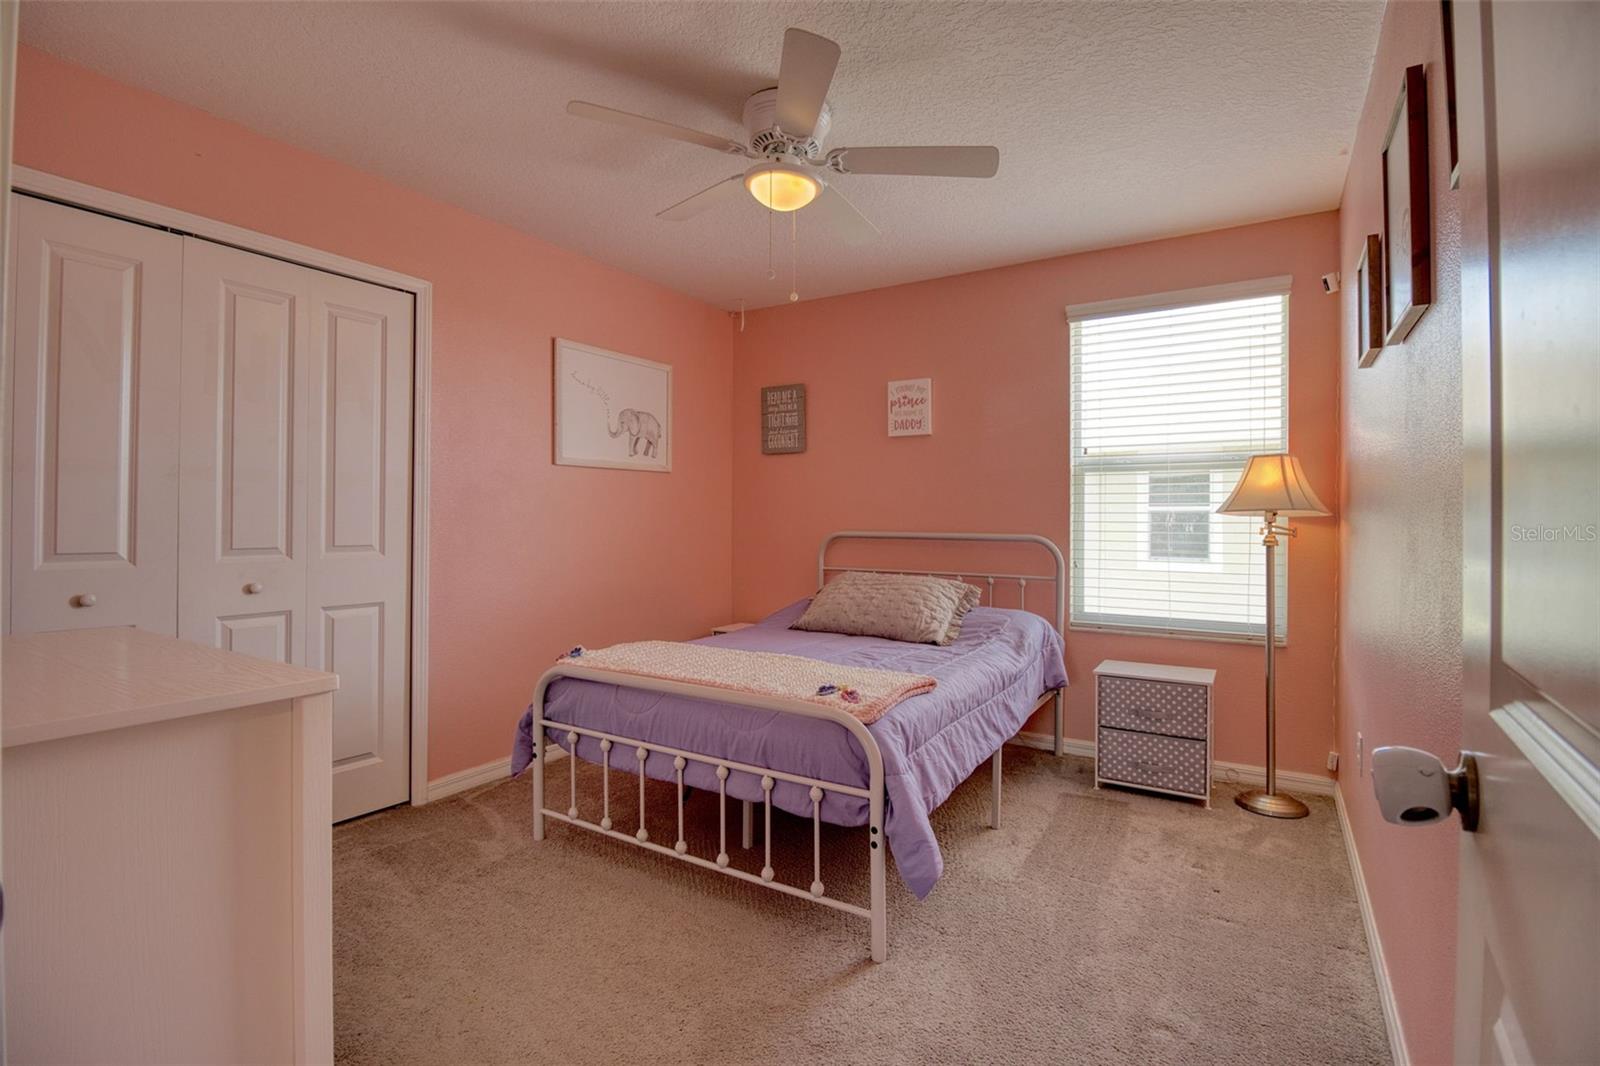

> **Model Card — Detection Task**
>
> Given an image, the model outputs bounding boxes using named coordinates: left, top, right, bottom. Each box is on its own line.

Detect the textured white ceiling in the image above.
left=20, top=1, right=1381, bottom=309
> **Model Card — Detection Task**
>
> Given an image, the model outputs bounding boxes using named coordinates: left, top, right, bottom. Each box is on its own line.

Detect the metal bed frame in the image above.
left=527, top=531, right=1066, bottom=962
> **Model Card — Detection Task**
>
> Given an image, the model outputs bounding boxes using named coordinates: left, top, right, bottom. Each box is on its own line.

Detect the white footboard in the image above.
left=528, top=665, right=890, bottom=962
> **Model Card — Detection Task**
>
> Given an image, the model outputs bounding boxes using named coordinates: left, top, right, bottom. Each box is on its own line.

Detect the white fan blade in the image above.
left=657, top=175, right=747, bottom=221
left=808, top=185, right=880, bottom=245
left=829, top=146, right=1000, bottom=178
left=775, top=28, right=840, bottom=138
left=567, top=100, right=745, bottom=155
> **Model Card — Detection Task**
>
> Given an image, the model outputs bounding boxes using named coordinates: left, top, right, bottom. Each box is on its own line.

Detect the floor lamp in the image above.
left=1218, top=453, right=1330, bottom=819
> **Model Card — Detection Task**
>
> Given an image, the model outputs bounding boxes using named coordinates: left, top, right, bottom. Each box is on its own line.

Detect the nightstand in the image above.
left=710, top=623, right=754, bottom=636
left=1093, top=660, right=1216, bottom=806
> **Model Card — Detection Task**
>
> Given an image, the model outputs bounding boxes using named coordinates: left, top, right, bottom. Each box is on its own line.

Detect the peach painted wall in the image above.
left=731, top=213, right=1342, bottom=777
left=1335, top=2, right=1464, bottom=1062
left=10, top=47, right=735, bottom=780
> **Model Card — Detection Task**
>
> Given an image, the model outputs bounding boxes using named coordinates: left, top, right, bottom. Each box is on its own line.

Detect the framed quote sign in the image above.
left=761, top=384, right=806, bottom=454
left=887, top=378, right=932, bottom=436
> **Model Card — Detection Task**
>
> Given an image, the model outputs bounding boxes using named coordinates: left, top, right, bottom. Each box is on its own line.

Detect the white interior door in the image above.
left=178, top=237, right=310, bottom=664
left=7, top=194, right=181, bottom=635
left=1455, top=2, right=1600, bottom=1062
left=304, top=270, right=412, bottom=822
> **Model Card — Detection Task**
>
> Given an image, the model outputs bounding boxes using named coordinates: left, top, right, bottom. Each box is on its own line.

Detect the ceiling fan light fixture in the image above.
left=744, top=161, right=820, bottom=212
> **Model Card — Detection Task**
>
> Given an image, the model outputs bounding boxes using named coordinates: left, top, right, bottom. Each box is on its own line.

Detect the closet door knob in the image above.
left=71, top=593, right=96, bottom=608
left=244, top=582, right=263, bottom=595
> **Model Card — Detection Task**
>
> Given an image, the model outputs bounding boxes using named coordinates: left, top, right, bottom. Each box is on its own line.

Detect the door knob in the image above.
left=244, top=582, right=263, bottom=595
left=1372, top=746, right=1480, bottom=831
left=71, top=593, right=96, bottom=608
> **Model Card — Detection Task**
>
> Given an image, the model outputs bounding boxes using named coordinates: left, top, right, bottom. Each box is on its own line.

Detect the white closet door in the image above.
left=7, top=195, right=181, bottom=635
left=180, top=237, right=413, bottom=818
left=304, top=272, right=413, bottom=821
left=178, top=237, right=311, bottom=665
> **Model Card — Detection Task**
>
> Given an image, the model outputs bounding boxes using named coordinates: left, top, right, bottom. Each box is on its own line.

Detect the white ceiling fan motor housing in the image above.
left=743, top=87, right=831, bottom=160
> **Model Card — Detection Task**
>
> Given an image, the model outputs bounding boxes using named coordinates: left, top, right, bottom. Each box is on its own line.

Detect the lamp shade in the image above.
left=1217, top=453, right=1331, bottom=516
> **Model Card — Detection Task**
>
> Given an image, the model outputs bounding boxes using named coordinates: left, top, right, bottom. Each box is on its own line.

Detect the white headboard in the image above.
left=817, top=531, right=1067, bottom=635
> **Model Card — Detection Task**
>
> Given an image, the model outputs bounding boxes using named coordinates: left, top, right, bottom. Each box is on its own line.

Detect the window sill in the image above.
left=1069, top=623, right=1288, bottom=648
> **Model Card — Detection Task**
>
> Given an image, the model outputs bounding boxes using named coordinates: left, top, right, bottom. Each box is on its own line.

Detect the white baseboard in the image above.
left=425, top=758, right=512, bottom=802
left=1335, top=785, right=1410, bottom=1066
left=423, top=748, right=565, bottom=804
left=1010, top=730, right=1337, bottom=796
left=1011, top=731, right=1095, bottom=759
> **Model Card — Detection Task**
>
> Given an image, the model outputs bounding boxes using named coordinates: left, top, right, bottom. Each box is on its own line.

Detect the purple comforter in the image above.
left=512, top=599, right=1067, bottom=898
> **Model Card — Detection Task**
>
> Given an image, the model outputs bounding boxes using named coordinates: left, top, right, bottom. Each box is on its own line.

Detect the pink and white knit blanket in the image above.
left=558, top=641, right=936, bottom=725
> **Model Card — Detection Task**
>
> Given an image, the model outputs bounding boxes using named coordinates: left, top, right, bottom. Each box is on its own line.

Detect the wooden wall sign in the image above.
left=761, top=384, right=806, bottom=454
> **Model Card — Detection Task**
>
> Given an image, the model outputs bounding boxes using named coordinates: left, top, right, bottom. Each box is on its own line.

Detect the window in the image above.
left=1069, top=278, right=1290, bottom=640
left=1148, top=472, right=1212, bottom=561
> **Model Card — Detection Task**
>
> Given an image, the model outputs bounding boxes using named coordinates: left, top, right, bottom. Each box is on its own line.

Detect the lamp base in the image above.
left=1235, top=788, right=1310, bottom=819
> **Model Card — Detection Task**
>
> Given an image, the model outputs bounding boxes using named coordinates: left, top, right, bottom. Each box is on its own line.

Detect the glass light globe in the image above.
left=744, top=163, right=820, bottom=212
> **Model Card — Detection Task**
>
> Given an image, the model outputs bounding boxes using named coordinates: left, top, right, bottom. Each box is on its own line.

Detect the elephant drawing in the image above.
left=570, top=369, right=665, bottom=462
left=609, top=408, right=662, bottom=458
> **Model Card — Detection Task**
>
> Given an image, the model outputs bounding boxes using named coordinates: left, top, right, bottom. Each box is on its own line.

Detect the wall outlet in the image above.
left=1327, top=751, right=1340, bottom=772
left=1357, top=732, right=1365, bottom=775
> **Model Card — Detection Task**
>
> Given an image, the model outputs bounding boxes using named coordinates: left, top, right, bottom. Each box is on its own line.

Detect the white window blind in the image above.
left=1069, top=279, right=1290, bottom=640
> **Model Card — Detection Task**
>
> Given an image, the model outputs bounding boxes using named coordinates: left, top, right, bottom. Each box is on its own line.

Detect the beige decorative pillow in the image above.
left=942, top=581, right=983, bottom=644
left=791, top=571, right=982, bottom=646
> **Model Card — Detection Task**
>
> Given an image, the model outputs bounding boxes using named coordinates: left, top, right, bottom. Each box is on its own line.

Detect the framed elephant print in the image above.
left=555, top=338, right=672, bottom=472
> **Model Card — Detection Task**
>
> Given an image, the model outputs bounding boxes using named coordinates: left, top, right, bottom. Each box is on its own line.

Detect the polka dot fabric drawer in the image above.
left=1096, top=675, right=1208, bottom=740
left=1096, top=726, right=1209, bottom=798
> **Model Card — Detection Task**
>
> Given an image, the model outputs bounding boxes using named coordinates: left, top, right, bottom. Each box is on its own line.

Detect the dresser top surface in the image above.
left=2, top=627, right=338, bottom=748
left=1093, top=659, right=1217, bottom=686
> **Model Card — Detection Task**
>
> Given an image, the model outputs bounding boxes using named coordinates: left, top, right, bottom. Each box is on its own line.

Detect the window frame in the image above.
left=1066, top=277, right=1292, bottom=645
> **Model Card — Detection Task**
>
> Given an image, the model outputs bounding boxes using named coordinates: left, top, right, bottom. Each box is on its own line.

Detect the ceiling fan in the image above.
left=566, top=27, right=1000, bottom=246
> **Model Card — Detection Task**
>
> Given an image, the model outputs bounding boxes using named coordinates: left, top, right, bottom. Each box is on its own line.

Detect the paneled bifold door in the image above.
left=7, top=195, right=414, bottom=821
left=179, top=239, right=313, bottom=666
left=8, top=196, right=182, bottom=634
left=180, top=237, right=413, bottom=821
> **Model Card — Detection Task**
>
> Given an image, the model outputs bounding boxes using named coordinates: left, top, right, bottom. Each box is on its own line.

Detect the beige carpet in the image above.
left=334, top=747, right=1390, bottom=1065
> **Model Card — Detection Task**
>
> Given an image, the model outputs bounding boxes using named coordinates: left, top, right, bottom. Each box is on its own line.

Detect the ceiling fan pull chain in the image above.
left=767, top=184, right=776, bottom=280
left=790, top=210, right=799, bottom=302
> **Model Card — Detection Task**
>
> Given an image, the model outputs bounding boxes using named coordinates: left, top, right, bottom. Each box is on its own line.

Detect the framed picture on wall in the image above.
left=1356, top=233, right=1385, bottom=368
left=761, top=384, right=807, bottom=454
left=1441, top=0, right=1461, bottom=188
left=554, top=338, right=672, bottom=472
left=1381, top=63, right=1432, bottom=346
left=887, top=378, right=933, bottom=436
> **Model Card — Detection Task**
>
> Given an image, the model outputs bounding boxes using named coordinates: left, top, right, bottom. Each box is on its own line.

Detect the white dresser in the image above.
left=1093, top=659, right=1216, bottom=806
left=2, top=627, right=339, bottom=1065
